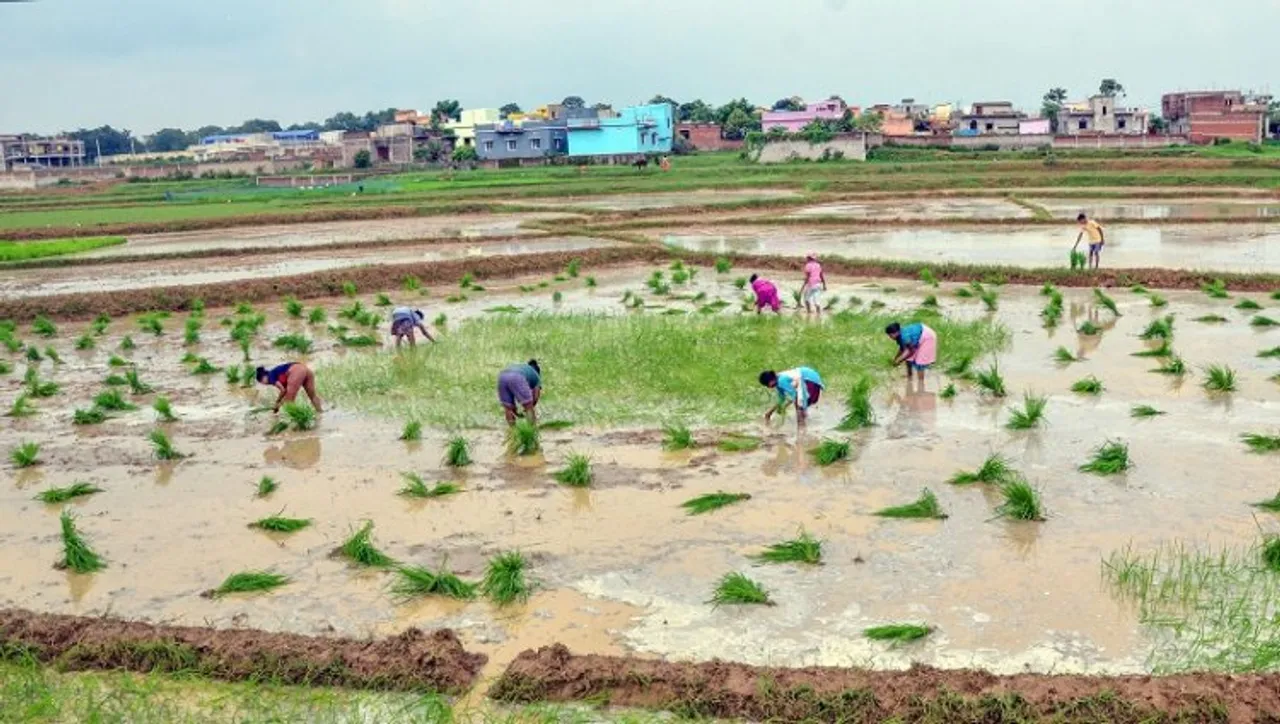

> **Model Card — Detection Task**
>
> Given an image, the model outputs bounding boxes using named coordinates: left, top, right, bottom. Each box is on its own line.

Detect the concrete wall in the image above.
left=880, top=134, right=1189, bottom=150
left=756, top=134, right=867, bottom=163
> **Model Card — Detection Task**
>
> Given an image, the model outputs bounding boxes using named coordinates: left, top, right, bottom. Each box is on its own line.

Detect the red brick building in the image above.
left=676, top=123, right=743, bottom=152
left=1161, top=91, right=1268, bottom=144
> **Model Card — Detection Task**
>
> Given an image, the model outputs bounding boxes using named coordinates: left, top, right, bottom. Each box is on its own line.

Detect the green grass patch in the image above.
left=209, top=571, right=289, bottom=597
left=398, top=420, right=422, bottom=442
left=1131, top=404, right=1165, bottom=418
left=709, top=572, right=772, bottom=606
left=93, top=388, right=136, bottom=411
left=1202, top=279, right=1229, bottom=299
left=0, top=236, right=125, bottom=262
left=337, top=521, right=395, bottom=568
left=248, top=515, right=311, bottom=533
left=1080, top=440, right=1131, bottom=475
left=682, top=492, right=751, bottom=515
left=35, top=482, right=102, bottom=504
left=1052, top=346, right=1079, bottom=363
left=552, top=453, right=592, bottom=487
left=752, top=531, right=822, bottom=565
left=864, top=623, right=932, bottom=643
left=1241, top=433, right=1280, bottom=453
left=72, top=407, right=107, bottom=425
left=273, top=334, right=313, bottom=354
left=1005, top=393, right=1048, bottom=430
left=874, top=489, right=947, bottom=520
left=1149, top=294, right=1168, bottom=308
left=57, top=511, right=105, bottom=573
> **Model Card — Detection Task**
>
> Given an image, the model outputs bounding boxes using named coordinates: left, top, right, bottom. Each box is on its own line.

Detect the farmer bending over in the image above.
left=886, top=321, right=937, bottom=384
left=256, top=362, right=323, bottom=414
left=750, top=274, right=781, bottom=314
left=497, top=359, right=541, bottom=426
left=759, top=366, right=824, bottom=428
left=391, top=306, right=434, bottom=348
left=1073, top=213, right=1105, bottom=270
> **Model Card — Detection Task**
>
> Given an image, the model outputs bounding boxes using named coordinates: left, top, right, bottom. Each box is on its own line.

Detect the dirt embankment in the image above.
left=491, top=644, right=1279, bottom=723
left=0, top=608, right=485, bottom=693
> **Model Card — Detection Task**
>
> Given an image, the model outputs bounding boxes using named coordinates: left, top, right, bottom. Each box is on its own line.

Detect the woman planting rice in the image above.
left=390, top=306, right=434, bottom=348
left=886, top=321, right=937, bottom=384
left=749, top=274, right=782, bottom=314
left=497, top=360, right=542, bottom=426
left=256, top=362, right=323, bottom=414
left=759, top=366, right=824, bottom=429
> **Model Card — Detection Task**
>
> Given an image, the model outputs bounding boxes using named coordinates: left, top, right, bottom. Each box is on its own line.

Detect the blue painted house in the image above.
left=566, top=103, right=674, bottom=158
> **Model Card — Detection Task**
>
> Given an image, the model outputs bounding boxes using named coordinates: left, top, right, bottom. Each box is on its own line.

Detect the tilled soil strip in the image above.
left=0, top=608, right=485, bottom=693
left=491, top=645, right=1280, bottom=723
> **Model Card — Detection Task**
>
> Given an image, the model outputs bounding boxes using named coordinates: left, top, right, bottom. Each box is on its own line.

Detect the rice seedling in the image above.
left=191, top=357, right=220, bottom=375
left=973, top=363, right=1007, bottom=397
left=1258, top=346, right=1280, bottom=359
left=663, top=423, right=694, bottom=451
left=1093, top=288, right=1121, bottom=316
left=791, top=288, right=802, bottom=307
left=944, top=355, right=973, bottom=379
left=273, top=334, right=313, bottom=354
left=391, top=564, right=477, bottom=601
left=399, top=420, right=422, bottom=441
left=7, top=393, right=34, bottom=418
left=1201, top=278, right=1229, bottom=299
left=979, top=289, right=999, bottom=312
left=281, top=296, right=304, bottom=318
left=256, top=476, right=278, bottom=497
left=0, top=335, right=20, bottom=353
left=444, top=436, right=472, bottom=467
left=224, top=365, right=242, bottom=384
left=1131, top=404, right=1166, bottom=418
left=1069, top=250, right=1087, bottom=270
left=920, top=294, right=939, bottom=308
left=148, top=429, right=185, bottom=460
left=75, top=334, right=94, bottom=351
left=1252, top=316, right=1280, bottom=327
left=1251, top=492, right=1280, bottom=512
left=585, top=276, right=597, bottom=288
left=1130, top=284, right=1149, bottom=294
left=553, top=453, right=593, bottom=486
left=995, top=478, right=1045, bottom=521
left=35, top=482, right=102, bottom=504
left=91, top=314, right=110, bottom=335
left=713, top=257, right=732, bottom=274
left=398, top=472, right=460, bottom=498
left=337, top=521, right=395, bottom=567
left=120, top=335, right=136, bottom=350
left=276, top=401, right=316, bottom=432
left=1077, top=320, right=1102, bottom=335
left=506, top=419, right=541, bottom=456
left=1202, top=364, right=1237, bottom=392
left=72, top=407, right=107, bottom=425
left=249, top=515, right=312, bottom=533
left=10, top=441, right=40, bottom=467
left=949, top=454, right=1015, bottom=485
left=1071, top=376, right=1104, bottom=395
left=104, top=374, right=127, bottom=386
left=552, top=291, right=563, bottom=303
left=0, top=359, right=9, bottom=375
left=182, top=317, right=201, bottom=345
left=402, top=275, right=421, bottom=292
left=374, top=293, right=392, bottom=308
left=1147, top=293, right=1169, bottom=308
left=835, top=376, right=876, bottom=430
left=1079, top=440, right=1131, bottom=475
left=209, top=571, right=289, bottom=597
left=1193, top=314, right=1228, bottom=323
left=954, top=286, right=975, bottom=299
left=57, top=512, right=105, bottom=573
left=753, top=531, right=823, bottom=565
left=539, top=419, right=574, bottom=430
left=1139, top=316, right=1175, bottom=340
left=874, top=489, right=947, bottom=519
left=1132, top=341, right=1172, bottom=358
left=458, top=273, right=474, bottom=290
left=108, top=354, right=128, bottom=367
left=1273, top=290, right=1280, bottom=301
left=1236, top=299, right=1264, bottom=311
left=93, top=388, right=137, bottom=411
left=25, top=345, right=40, bottom=362
left=338, top=333, right=378, bottom=347
left=152, top=396, right=177, bottom=422
left=681, top=492, right=751, bottom=515
left=138, top=315, right=164, bottom=336
left=342, top=281, right=358, bottom=297
left=307, top=307, right=326, bottom=324
left=1052, top=346, right=1079, bottom=363
left=124, top=368, right=152, bottom=395
left=564, top=257, right=583, bottom=278
left=811, top=438, right=851, bottom=466
left=25, top=368, right=58, bottom=397
left=42, top=346, right=62, bottom=365
left=189, top=298, right=204, bottom=315
left=864, top=624, right=933, bottom=643
left=717, top=434, right=761, bottom=452
left=233, top=302, right=255, bottom=315
left=709, top=572, right=772, bottom=606
left=1241, top=433, right=1280, bottom=453
left=1264, top=537, right=1280, bottom=572
left=1005, top=393, right=1048, bottom=430
left=31, top=315, right=56, bottom=337
left=1153, top=356, right=1187, bottom=376
left=939, top=383, right=957, bottom=399
left=733, top=277, right=747, bottom=290
left=481, top=551, right=531, bottom=605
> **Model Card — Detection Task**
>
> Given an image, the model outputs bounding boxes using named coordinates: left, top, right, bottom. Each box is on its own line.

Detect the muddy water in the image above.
left=77, top=213, right=575, bottom=259
left=659, top=223, right=1280, bottom=273
left=1033, top=197, right=1280, bottom=220
left=0, top=237, right=621, bottom=299
left=2, top=273, right=1278, bottom=681
left=789, top=198, right=1030, bottom=220
left=518, top=189, right=799, bottom=211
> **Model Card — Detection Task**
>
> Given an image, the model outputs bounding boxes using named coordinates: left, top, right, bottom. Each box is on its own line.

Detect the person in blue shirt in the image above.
left=758, top=366, right=824, bottom=428
left=497, top=360, right=542, bottom=426
left=255, top=362, right=322, bottom=414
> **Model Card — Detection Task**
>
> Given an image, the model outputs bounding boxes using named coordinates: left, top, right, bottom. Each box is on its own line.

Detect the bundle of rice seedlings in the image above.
left=1005, top=393, right=1048, bottom=430
left=443, top=436, right=472, bottom=467
left=273, top=334, right=313, bottom=354
left=709, top=572, right=772, bottom=606
left=32, top=315, right=56, bottom=337
left=249, top=515, right=311, bottom=533
left=1258, top=347, right=1280, bottom=359
left=281, top=296, right=304, bottom=318
left=1077, top=320, right=1102, bottom=335
left=944, top=356, right=973, bottom=380
left=1079, top=440, right=1131, bottom=475
left=1236, top=299, right=1263, bottom=311
left=120, top=335, right=136, bottom=350
left=138, top=315, right=164, bottom=336
left=1039, top=282, right=1057, bottom=296
left=399, top=420, right=422, bottom=441
left=35, top=482, right=102, bottom=504
left=1093, top=288, right=1120, bottom=316
left=506, top=419, right=541, bottom=456
left=191, top=358, right=220, bottom=375
left=276, top=402, right=316, bottom=432
left=566, top=258, right=582, bottom=278
left=835, top=376, right=876, bottom=430
left=307, top=308, right=327, bottom=325
left=125, top=369, right=152, bottom=395
left=209, top=571, right=289, bottom=597
left=995, top=478, right=1045, bottom=521
left=224, top=365, right=242, bottom=385
left=949, top=453, right=1015, bottom=485
left=24, top=346, right=41, bottom=363
left=402, top=274, right=422, bottom=292
left=1130, top=404, right=1165, bottom=418
left=338, top=333, right=378, bottom=347
left=1252, top=316, right=1279, bottom=328
left=585, top=276, right=597, bottom=288
left=552, top=291, right=564, bottom=303
left=1071, top=376, right=1104, bottom=395
left=8, top=393, right=35, bottom=418
left=1149, top=294, right=1168, bottom=308
left=979, top=289, right=999, bottom=312
left=481, top=551, right=530, bottom=605
left=874, top=489, right=947, bottom=519
left=57, top=512, right=105, bottom=573
left=75, top=334, right=95, bottom=351
left=974, top=364, right=1007, bottom=397
left=26, top=369, right=58, bottom=398
left=939, top=383, right=957, bottom=399
left=391, top=564, right=477, bottom=601
left=681, top=492, right=751, bottom=515
left=733, top=277, right=748, bottom=290
left=954, top=287, right=975, bottom=299
left=811, top=438, right=851, bottom=466
left=920, top=294, right=939, bottom=308
left=42, top=347, right=63, bottom=365
left=1139, top=316, right=1175, bottom=340
left=1241, top=433, right=1280, bottom=453
left=1130, top=285, right=1149, bottom=294
left=1202, top=364, right=1237, bottom=392
left=342, top=281, right=359, bottom=297
left=104, top=374, right=127, bottom=387
left=373, top=293, right=392, bottom=307
left=73, top=408, right=107, bottom=425
left=338, top=521, right=395, bottom=567
left=864, top=624, right=932, bottom=643
left=1261, top=536, right=1280, bottom=572
left=1152, top=356, right=1187, bottom=376
left=183, top=318, right=201, bottom=345
left=93, top=388, right=136, bottom=412
left=553, top=453, right=592, bottom=487
left=1251, top=492, right=1280, bottom=512
left=717, top=434, right=761, bottom=452
left=91, top=314, right=111, bottom=335
left=256, top=476, right=278, bottom=497
left=234, top=302, right=255, bottom=315
left=1193, top=314, right=1228, bottom=323
left=398, top=473, right=460, bottom=498
left=713, top=257, right=732, bottom=274
left=1201, top=279, right=1229, bottom=299
left=189, top=299, right=204, bottom=315
left=10, top=441, right=40, bottom=468
left=753, top=531, right=822, bottom=565
left=152, top=396, right=177, bottom=422
left=1069, top=250, right=1087, bottom=270
left=1132, top=341, right=1172, bottom=358
left=1052, top=346, right=1079, bottom=363
left=663, top=424, right=694, bottom=451
left=108, top=354, right=128, bottom=367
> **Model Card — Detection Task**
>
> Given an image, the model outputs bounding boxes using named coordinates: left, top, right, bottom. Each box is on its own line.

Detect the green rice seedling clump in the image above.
left=31, top=315, right=56, bottom=337
left=120, top=335, right=136, bottom=350
left=283, top=296, right=304, bottom=318
left=585, top=275, right=597, bottom=288
left=444, top=436, right=472, bottom=467
left=57, top=511, right=105, bottom=573
left=209, top=571, right=289, bottom=597
left=1053, top=346, right=1078, bottom=363
left=553, top=453, right=592, bottom=487
left=506, top=419, right=541, bottom=456
left=249, top=516, right=311, bottom=533
left=919, top=268, right=939, bottom=287
left=1140, top=316, right=1175, bottom=340
left=42, top=346, right=62, bottom=365
left=91, top=314, right=111, bottom=335
left=1069, top=250, right=1087, bottom=270
left=307, top=307, right=326, bottom=324
left=709, top=572, right=772, bottom=606
left=717, top=434, right=761, bottom=452
left=126, top=368, right=152, bottom=395
left=944, top=355, right=973, bottom=379
left=338, top=521, right=395, bottom=567
left=1080, top=440, right=1131, bottom=475
left=835, top=376, right=876, bottom=430
left=1193, top=314, right=1228, bottom=323
left=191, top=358, right=220, bottom=375
left=148, top=429, right=184, bottom=460
left=75, top=334, right=94, bottom=351
left=1093, top=288, right=1120, bottom=316
left=1006, top=393, right=1048, bottom=430
left=398, top=472, right=459, bottom=498
left=1077, top=320, right=1102, bottom=335
left=1149, top=294, right=1168, bottom=308
left=974, top=363, right=1007, bottom=397
left=338, top=333, right=378, bottom=347
left=1130, top=285, right=1148, bottom=294
left=93, top=388, right=136, bottom=411
left=979, top=289, right=999, bottom=312
left=1258, top=346, right=1280, bottom=359
left=8, top=393, right=35, bottom=418
left=1071, top=376, right=1104, bottom=395
left=995, top=478, right=1045, bottom=521
left=1264, top=537, right=1280, bottom=572
left=374, top=293, right=392, bottom=307
left=939, top=383, right=957, bottom=399
left=137, top=315, right=164, bottom=336
left=1252, top=315, right=1279, bottom=327
left=954, top=286, right=974, bottom=299
left=25, top=368, right=59, bottom=398
left=273, top=334, right=313, bottom=354
left=811, top=438, right=851, bottom=466
left=256, top=476, right=278, bottom=497
left=1241, top=433, right=1280, bottom=453
left=481, top=551, right=530, bottom=605
left=280, top=401, right=316, bottom=431
left=108, top=354, right=128, bottom=367
left=682, top=492, right=751, bottom=515
left=1201, top=279, right=1229, bottom=299
left=714, top=257, right=732, bottom=274
left=1131, top=404, right=1165, bottom=418
left=391, top=564, right=477, bottom=601
left=1153, top=356, right=1187, bottom=376
left=733, top=277, right=747, bottom=290
left=949, top=453, right=1014, bottom=485
left=224, top=366, right=241, bottom=384
left=1202, top=364, right=1237, bottom=392
left=874, top=489, right=947, bottom=519
left=1132, top=341, right=1172, bottom=358
left=399, top=420, right=422, bottom=441
left=73, top=407, right=107, bottom=425
left=663, top=424, right=694, bottom=451
left=25, top=346, right=40, bottom=362
left=103, top=374, right=127, bottom=387
left=920, top=294, right=939, bottom=308
left=1252, top=492, right=1280, bottom=512
left=864, top=623, right=932, bottom=643
left=753, top=531, right=822, bottom=565
left=152, top=396, right=177, bottom=422
left=36, top=482, right=102, bottom=504
left=11, top=441, right=40, bottom=468
left=183, top=318, right=201, bottom=345
left=1236, top=299, right=1263, bottom=311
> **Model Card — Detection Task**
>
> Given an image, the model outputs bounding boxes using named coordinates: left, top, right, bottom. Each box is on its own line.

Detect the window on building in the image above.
left=530, top=137, right=542, bottom=150
left=1102, top=106, right=1108, bottom=116
left=1118, top=118, right=1127, bottom=130
left=1079, top=119, right=1088, bottom=130
left=483, top=140, right=494, bottom=152
left=969, top=120, right=978, bottom=131
left=506, top=139, right=517, bottom=151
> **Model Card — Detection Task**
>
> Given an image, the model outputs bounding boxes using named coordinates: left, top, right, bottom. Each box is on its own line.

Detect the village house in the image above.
left=565, top=103, right=673, bottom=160
left=1162, top=90, right=1269, bottom=144
left=1058, top=95, right=1149, bottom=136
left=761, top=99, right=847, bottom=134
left=956, top=102, right=1024, bottom=136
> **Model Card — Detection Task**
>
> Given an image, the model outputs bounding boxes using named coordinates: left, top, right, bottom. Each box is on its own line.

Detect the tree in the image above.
left=147, top=128, right=191, bottom=152
left=323, top=112, right=364, bottom=132
left=432, top=100, right=462, bottom=123
left=1099, top=78, right=1125, bottom=97
left=1149, top=115, right=1168, bottom=134
left=229, top=118, right=282, bottom=134
left=414, top=140, right=447, bottom=163
left=561, top=96, right=586, bottom=109
left=772, top=97, right=805, bottom=112
left=1268, top=101, right=1280, bottom=138
left=1042, top=87, right=1068, bottom=133
left=452, top=145, right=479, bottom=163
left=352, top=149, right=372, bottom=169
left=716, top=98, right=758, bottom=126
left=69, top=126, right=134, bottom=160
left=721, top=108, right=756, bottom=140
left=499, top=103, right=522, bottom=118
left=649, top=94, right=678, bottom=108
left=678, top=99, right=715, bottom=123
left=852, top=111, right=884, bottom=134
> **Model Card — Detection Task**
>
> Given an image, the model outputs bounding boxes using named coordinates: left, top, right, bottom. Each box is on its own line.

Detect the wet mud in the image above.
left=0, top=608, right=485, bottom=693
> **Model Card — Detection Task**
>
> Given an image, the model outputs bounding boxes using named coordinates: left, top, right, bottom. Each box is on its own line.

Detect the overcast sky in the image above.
left=1, top=0, right=1275, bottom=135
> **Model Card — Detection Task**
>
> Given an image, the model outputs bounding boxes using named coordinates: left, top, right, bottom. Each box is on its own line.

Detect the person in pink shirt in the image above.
left=802, top=253, right=827, bottom=315
left=749, top=274, right=781, bottom=314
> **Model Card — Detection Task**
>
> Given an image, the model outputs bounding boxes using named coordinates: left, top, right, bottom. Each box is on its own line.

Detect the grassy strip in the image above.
left=0, top=236, right=124, bottom=263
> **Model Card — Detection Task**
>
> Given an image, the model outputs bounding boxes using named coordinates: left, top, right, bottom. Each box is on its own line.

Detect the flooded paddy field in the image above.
left=789, top=197, right=1031, bottom=220
left=1032, top=197, right=1280, bottom=220
left=517, top=188, right=799, bottom=211
left=4, top=261, right=1279, bottom=693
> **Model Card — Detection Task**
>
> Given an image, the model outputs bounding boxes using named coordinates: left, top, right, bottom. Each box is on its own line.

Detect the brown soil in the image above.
left=491, top=644, right=1279, bottom=723
left=0, top=608, right=485, bottom=693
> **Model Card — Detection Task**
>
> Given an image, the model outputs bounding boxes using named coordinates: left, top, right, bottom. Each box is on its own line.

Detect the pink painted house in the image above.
left=761, top=100, right=847, bottom=133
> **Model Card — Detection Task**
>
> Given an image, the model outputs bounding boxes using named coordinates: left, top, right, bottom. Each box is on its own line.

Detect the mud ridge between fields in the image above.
left=492, top=644, right=1280, bottom=723
left=0, top=608, right=484, bottom=693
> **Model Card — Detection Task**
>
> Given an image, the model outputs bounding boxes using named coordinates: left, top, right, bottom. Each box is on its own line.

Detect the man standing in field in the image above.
left=801, top=253, right=827, bottom=314
left=1073, top=213, right=1106, bottom=270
